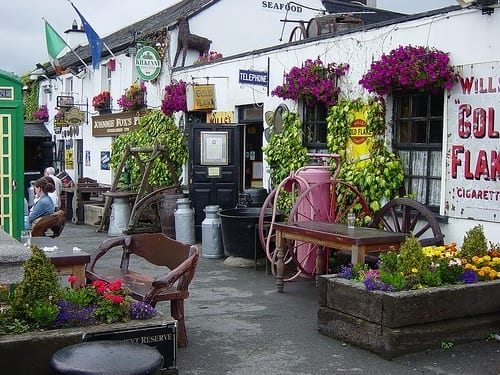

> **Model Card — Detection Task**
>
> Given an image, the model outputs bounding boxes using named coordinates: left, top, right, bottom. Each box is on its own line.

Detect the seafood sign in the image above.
left=445, top=62, right=500, bottom=222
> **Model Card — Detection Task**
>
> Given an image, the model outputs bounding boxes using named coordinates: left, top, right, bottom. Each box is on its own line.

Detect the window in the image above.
left=303, top=103, right=328, bottom=152
left=392, top=92, right=444, bottom=211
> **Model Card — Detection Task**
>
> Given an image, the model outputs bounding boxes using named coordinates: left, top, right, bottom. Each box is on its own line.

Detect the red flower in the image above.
left=92, top=280, right=108, bottom=294
left=67, top=275, right=77, bottom=284
left=108, top=279, right=124, bottom=291
left=104, top=293, right=125, bottom=304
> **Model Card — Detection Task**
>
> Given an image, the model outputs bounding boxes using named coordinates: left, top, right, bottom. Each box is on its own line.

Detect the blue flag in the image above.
left=71, top=3, right=103, bottom=70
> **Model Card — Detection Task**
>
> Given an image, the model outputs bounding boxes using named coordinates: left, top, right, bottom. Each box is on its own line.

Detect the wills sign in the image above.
left=445, top=62, right=500, bottom=222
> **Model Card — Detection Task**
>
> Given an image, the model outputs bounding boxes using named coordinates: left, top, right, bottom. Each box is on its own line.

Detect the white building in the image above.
left=32, top=0, right=499, bottom=245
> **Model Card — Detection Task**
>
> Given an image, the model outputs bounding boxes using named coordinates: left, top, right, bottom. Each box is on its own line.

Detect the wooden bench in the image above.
left=85, top=233, right=199, bottom=347
left=31, top=210, right=66, bottom=238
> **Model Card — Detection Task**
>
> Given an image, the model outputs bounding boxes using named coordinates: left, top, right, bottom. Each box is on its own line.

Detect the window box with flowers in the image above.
left=271, top=58, right=349, bottom=108
left=32, top=105, right=49, bottom=122
left=193, top=51, right=223, bottom=65
left=318, top=228, right=500, bottom=359
left=117, top=82, right=147, bottom=111
left=161, top=80, right=187, bottom=116
left=358, top=45, right=460, bottom=96
left=92, top=91, right=112, bottom=114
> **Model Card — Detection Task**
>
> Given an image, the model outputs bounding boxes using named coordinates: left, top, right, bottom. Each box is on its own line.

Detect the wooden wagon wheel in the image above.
left=368, top=197, right=444, bottom=247
left=288, top=180, right=371, bottom=278
left=125, top=186, right=180, bottom=234
left=288, top=24, right=307, bottom=42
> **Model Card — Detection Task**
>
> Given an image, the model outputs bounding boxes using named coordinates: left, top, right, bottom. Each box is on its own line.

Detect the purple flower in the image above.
left=54, top=301, right=96, bottom=328
left=459, top=269, right=478, bottom=284
left=359, top=45, right=459, bottom=96
left=338, top=264, right=354, bottom=279
left=161, top=80, right=187, bottom=116
left=130, top=301, right=158, bottom=320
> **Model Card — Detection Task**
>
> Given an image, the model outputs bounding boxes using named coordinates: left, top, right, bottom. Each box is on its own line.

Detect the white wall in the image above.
left=171, top=7, right=500, bottom=245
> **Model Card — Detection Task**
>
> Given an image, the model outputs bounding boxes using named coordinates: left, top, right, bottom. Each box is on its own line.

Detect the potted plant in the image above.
left=92, top=91, right=112, bottom=114
left=32, top=105, right=49, bottom=122
left=161, top=80, right=187, bottom=116
left=117, top=81, right=147, bottom=111
left=318, top=228, right=500, bottom=358
left=271, top=58, right=349, bottom=108
left=359, top=45, right=460, bottom=96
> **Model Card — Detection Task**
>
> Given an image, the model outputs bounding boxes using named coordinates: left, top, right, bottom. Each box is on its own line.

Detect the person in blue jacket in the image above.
left=27, top=177, right=55, bottom=228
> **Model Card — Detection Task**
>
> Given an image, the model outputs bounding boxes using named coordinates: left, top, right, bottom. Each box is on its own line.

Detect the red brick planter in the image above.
left=317, top=275, right=500, bottom=359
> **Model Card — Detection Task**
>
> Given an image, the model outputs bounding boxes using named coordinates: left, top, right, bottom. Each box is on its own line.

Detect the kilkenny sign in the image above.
left=135, top=46, right=161, bottom=81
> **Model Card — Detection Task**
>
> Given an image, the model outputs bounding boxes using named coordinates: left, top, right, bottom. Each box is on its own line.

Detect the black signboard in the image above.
left=83, top=321, right=176, bottom=371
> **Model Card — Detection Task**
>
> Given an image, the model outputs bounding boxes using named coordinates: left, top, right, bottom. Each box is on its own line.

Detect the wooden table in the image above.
left=273, top=221, right=408, bottom=292
left=31, top=237, right=90, bottom=288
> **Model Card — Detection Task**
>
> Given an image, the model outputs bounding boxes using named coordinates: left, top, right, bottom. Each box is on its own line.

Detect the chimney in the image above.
left=64, top=19, right=88, bottom=50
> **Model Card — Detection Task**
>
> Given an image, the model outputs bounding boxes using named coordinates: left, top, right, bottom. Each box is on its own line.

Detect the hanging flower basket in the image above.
left=161, top=80, right=187, bottom=116
left=271, top=58, right=349, bottom=108
left=118, top=82, right=147, bottom=111
left=32, top=105, right=49, bottom=122
left=92, top=91, right=112, bottom=114
left=359, top=45, right=460, bottom=96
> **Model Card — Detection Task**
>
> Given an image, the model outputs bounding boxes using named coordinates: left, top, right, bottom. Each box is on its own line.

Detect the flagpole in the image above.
left=43, top=17, right=89, bottom=70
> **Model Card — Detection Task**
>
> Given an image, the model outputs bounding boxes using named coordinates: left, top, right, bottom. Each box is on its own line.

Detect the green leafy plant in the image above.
left=110, top=109, right=188, bottom=187
left=460, top=224, right=488, bottom=261
left=1, top=247, right=158, bottom=335
left=262, top=111, right=309, bottom=187
left=327, top=97, right=404, bottom=214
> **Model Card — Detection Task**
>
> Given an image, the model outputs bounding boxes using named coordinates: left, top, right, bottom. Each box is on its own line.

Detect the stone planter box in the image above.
left=0, top=318, right=177, bottom=374
left=317, top=275, right=500, bottom=359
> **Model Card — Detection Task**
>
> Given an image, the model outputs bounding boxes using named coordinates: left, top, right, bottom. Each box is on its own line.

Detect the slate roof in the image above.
left=47, top=0, right=218, bottom=75
left=24, top=121, right=52, bottom=139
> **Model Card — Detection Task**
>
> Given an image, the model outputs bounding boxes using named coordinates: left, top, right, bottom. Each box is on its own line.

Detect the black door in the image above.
left=188, top=123, right=243, bottom=239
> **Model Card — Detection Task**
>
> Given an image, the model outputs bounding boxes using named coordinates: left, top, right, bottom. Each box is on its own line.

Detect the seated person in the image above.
left=27, top=177, right=55, bottom=228
left=44, top=176, right=60, bottom=209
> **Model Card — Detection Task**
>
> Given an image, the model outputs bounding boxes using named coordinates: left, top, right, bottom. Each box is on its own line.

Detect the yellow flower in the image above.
left=489, top=270, right=497, bottom=279
left=481, top=266, right=491, bottom=273
left=464, top=263, right=473, bottom=269
left=472, top=256, right=480, bottom=263
left=411, top=268, right=418, bottom=274
left=484, top=255, right=491, bottom=261
left=478, top=270, right=485, bottom=277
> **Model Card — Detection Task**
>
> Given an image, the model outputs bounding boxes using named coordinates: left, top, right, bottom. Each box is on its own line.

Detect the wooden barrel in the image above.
left=307, top=15, right=363, bottom=38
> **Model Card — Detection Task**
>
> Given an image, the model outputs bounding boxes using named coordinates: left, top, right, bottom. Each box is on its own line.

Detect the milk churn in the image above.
left=201, top=205, right=223, bottom=258
left=174, top=198, right=195, bottom=244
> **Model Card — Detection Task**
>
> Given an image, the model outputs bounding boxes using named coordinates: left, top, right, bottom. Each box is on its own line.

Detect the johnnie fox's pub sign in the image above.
left=445, top=62, right=500, bottom=222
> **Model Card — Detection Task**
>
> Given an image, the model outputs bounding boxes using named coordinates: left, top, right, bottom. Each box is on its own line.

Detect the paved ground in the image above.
left=60, top=223, right=499, bottom=375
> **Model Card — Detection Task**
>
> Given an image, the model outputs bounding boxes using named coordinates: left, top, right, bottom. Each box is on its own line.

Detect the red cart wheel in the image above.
left=258, top=174, right=309, bottom=279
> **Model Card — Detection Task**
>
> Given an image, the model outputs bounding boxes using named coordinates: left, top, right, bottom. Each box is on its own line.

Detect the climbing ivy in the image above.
left=262, top=111, right=309, bottom=188
left=110, top=109, right=188, bottom=187
left=326, top=97, right=404, bottom=214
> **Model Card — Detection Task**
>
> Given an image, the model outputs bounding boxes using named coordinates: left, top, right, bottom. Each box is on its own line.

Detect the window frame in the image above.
left=392, top=91, right=444, bottom=212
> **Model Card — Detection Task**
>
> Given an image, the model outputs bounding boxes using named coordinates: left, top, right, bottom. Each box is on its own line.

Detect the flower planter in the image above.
left=317, top=275, right=500, bottom=359
left=0, top=317, right=177, bottom=374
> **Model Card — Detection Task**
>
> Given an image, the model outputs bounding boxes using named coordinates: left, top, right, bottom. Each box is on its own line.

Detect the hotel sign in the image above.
left=91, top=111, right=143, bottom=137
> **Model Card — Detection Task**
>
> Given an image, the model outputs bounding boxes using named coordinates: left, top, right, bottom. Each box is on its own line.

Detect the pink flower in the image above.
left=359, top=45, right=460, bottom=96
